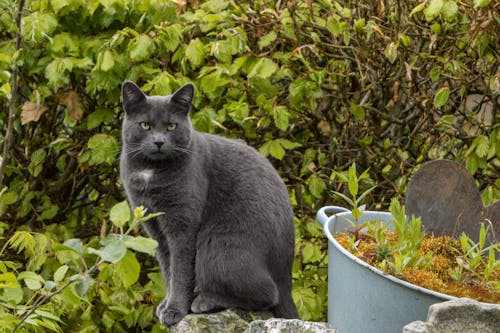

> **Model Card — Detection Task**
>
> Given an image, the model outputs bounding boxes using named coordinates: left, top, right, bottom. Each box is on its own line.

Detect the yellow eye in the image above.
left=140, top=122, right=151, bottom=130
left=166, top=123, right=177, bottom=131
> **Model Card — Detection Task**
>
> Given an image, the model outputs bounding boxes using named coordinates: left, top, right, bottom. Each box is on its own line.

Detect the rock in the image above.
left=169, top=309, right=273, bottom=333
left=405, top=160, right=483, bottom=240
left=245, top=318, right=336, bottom=333
left=403, top=298, right=500, bottom=333
left=169, top=308, right=335, bottom=333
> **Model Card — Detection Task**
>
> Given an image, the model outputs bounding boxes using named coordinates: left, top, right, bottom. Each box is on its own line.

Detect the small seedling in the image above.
left=332, top=162, right=376, bottom=229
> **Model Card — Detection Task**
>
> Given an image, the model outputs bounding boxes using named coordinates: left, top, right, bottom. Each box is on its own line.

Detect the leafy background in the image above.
left=0, top=0, right=498, bottom=331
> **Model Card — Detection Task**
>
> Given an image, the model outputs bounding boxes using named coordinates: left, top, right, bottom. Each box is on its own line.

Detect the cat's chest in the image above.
left=125, top=169, right=156, bottom=195
left=125, top=169, right=178, bottom=198
left=137, top=169, right=154, bottom=182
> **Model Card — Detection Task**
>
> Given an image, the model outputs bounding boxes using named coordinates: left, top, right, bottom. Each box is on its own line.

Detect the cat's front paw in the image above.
left=156, top=298, right=168, bottom=319
left=157, top=299, right=188, bottom=326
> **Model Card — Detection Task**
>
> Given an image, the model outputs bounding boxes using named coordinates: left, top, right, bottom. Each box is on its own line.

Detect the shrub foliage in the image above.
left=0, top=0, right=498, bottom=330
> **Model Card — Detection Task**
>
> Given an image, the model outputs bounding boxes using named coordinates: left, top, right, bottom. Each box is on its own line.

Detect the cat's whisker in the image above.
left=127, top=146, right=144, bottom=159
left=174, top=145, right=191, bottom=155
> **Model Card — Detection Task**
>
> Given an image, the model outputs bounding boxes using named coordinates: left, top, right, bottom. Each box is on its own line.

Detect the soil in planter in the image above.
left=335, top=232, right=500, bottom=304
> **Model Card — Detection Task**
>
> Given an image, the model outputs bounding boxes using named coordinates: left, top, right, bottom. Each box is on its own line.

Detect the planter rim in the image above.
left=323, top=209, right=457, bottom=302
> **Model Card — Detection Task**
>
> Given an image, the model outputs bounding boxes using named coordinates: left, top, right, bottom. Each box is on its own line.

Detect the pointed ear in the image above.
left=122, top=80, right=146, bottom=112
left=171, top=83, right=194, bottom=114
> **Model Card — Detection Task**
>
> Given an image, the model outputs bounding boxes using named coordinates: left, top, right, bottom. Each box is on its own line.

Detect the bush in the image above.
left=0, top=0, right=498, bottom=328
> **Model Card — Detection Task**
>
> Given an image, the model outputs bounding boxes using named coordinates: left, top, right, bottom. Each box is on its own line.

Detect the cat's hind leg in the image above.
left=192, top=250, right=279, bottom=313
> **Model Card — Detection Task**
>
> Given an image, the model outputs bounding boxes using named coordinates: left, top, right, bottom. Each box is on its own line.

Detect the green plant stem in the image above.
left=0, top=0, right=25, bottom=187
left=11, top=258, right=104, bottom=333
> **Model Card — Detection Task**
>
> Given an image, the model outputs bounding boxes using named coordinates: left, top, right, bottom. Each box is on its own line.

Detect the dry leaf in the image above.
left=317, top=119, right=331, bottom=134
left=307, top=162, right=317, bottom=172
left=21, top=101, right=48, bottom=125
left=175, top=0, right=187, bottom=16
left=188, top=0, right=199, bottom=9
left=377, top=0, right=386, bottom=17
left=404, top=62, right=412, bottom=81
left=60, top=90, right=84, bottom=122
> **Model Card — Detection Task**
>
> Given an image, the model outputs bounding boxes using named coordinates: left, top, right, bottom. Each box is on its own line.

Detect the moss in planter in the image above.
left=335, top=232, right=500, bottom=303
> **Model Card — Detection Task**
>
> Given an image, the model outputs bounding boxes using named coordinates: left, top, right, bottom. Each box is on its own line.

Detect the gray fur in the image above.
left=119, top=81, right=299, bottom=326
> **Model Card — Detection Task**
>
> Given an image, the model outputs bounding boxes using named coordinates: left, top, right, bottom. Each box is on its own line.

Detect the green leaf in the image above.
left=272, top=106, right=290, bottom=131
left=87, top=108, right=114, bottom=130
left=87, top=134, right=119, bottom=165
left=307, top=174, right=326, bottom=199
left=22, top=12, right=58, bottom=42
left=34, top=309, right=62, bottom=323
left=429, top=67, right=441, bottom=82
left=73, top=275, right=94, bottom=297
left=410, top=2, right=426, bottom=17
left=201, top=0, right=230, bottom=12
left=384, top=42, right=398, bottom=64
left=473, top=0, right=490, bottom=8
left=349, top=104, right=365, bottom=120
left=88, top=240, right=127, bottom=263
left=54, top=265, right=69, bottom=282
left=302, top=243, right=314, bottom=262
left=398, top=34, right=411, bottom=48
left=53, top=244, right=81, bottom=264
left=124, top=236, right=158, bottom=256
left=248, top=58, right=278, bottom=78
left=269, top=140, right=286, bottom=160
left=0, top=272, right=19, bottom=288
left=114, top=251, right=140, bottom=288
left=278, top=139, right=302, bottom=150
left=0, top=190, right=18, bottom=215
left=64, top=238, right=83, bottom=255
left=424, top=0, right=443, bottom=21
left=109, top=201, right=130, bottom=228
left=332, top=190, right=354, bottom=207
left=50, top=0, right=70, bottom=13
left=327, top=16, right=341, bottom=37
left=348, top=164, right=359, bottom=197
left=38, top=205, right=59, bottom=221
left=185, top=38, right=206, bottom=68
left=159, top=24, right=183, bottom=52
left=259, top=31, right=277, bottom=49
left=29, top=149, right=46, bottom=177
left=259, top=140, right=272, bottom=157
left=441, top=1, right=458, bottom=21
left=473, top=135, right=489, bottom=158
left=129, top=34, right=156, bottom=62
left=433, top=86, right=450, bottom=108
left=100, top=49, right=115, bottom=71
left=18, top=271, right=44, bottom=290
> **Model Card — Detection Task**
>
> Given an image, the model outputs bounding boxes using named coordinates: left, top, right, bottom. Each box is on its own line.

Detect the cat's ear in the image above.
left=171, top=83, right=194, bottom=114
left=122, top=81, right=146, bottom=112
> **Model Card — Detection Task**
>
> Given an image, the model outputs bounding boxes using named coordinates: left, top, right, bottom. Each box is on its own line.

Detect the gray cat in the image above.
left=119, top=81, right=299, bottom=326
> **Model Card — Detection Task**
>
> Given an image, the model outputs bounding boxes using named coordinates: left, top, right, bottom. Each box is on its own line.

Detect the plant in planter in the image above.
left=316, top=163, right=499, bottom=333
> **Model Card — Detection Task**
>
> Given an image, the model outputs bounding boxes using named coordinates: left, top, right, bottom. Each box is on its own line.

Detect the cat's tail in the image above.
left=272, top=278, right=300, bottom=319
left=272, top=293, right=299, bottom=319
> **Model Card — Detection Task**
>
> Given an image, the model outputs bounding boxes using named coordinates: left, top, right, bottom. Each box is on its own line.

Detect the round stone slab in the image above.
left=405, top=160, right=484, bottom=241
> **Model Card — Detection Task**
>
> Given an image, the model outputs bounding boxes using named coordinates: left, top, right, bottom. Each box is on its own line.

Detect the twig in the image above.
left=0, top=0, right=25, bottom=187
left=11, top=259, right=104, bottom=333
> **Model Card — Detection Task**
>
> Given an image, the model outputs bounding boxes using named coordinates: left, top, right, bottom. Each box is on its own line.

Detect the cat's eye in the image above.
left=166, top=123, right=177, bottom=131
left=140, top=122, right=151, bottom=130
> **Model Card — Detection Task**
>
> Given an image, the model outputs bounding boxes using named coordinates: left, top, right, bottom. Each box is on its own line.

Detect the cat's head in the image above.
left=121, top=81, right=194, bottom=161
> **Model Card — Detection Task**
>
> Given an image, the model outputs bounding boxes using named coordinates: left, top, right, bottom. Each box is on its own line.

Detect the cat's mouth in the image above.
left=145, top=148, right=173, bottom=161
left=149, top=150, right=165, bottom=158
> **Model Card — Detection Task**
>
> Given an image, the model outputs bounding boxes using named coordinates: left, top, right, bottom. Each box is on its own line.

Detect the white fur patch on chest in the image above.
left=138, top=169, right=154, bottom=181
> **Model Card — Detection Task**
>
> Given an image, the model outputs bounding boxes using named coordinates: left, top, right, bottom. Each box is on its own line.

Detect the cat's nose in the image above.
left=154, top=141, right=164, bottom=148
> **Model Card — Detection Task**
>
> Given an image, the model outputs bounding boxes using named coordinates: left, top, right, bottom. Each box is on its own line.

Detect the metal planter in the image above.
left=316, top=206, right=454, bottom=333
